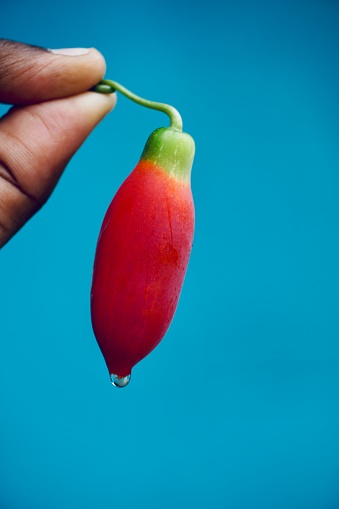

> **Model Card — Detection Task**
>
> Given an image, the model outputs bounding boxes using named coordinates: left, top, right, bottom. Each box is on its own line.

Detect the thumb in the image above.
left=0, top=91, right=116, bottom=248
left=0, top=39, right=107, bottom=104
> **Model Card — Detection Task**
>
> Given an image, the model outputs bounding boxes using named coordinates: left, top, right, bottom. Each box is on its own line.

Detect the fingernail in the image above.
left=50, top=48, right=90, bottom=56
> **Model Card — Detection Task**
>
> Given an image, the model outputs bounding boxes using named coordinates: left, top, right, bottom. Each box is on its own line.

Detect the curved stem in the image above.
left=92, top=79, right=183, bottom=131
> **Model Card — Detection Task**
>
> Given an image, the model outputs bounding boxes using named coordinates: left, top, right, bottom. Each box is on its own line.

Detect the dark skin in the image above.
left=0, top=39, right=116, bottom=248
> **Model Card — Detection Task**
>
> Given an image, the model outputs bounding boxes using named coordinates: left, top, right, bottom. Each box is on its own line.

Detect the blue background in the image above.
left=1, top=0, right=339, bottom=508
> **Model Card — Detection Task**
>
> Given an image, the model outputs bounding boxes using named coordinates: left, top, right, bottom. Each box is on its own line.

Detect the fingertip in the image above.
left=84, top=47, right=108, bottom=83
left=71, top=90, right=117, bottom=125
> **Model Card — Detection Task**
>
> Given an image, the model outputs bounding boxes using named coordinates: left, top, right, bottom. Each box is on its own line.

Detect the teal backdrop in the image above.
left=1, top=1, right=339, bottom=508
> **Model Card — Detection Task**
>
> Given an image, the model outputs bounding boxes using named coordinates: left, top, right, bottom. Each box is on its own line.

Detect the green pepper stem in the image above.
left=92, top=79, right=183, bottom=131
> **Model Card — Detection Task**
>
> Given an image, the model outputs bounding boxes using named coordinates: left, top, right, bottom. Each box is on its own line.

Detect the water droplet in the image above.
left=110, top=373, right=131, bottom=388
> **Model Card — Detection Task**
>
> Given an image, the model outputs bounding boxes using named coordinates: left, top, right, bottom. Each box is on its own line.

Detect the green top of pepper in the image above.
left=92, top=80, right=195, bottom=182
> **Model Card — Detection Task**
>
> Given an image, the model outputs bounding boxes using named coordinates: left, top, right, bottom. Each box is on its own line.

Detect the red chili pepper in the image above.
left=90, top=81, right=195, bottom=387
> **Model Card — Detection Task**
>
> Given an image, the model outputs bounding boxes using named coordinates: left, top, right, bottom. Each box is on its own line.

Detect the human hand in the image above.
left=0, top=39, right=116, bottom=248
